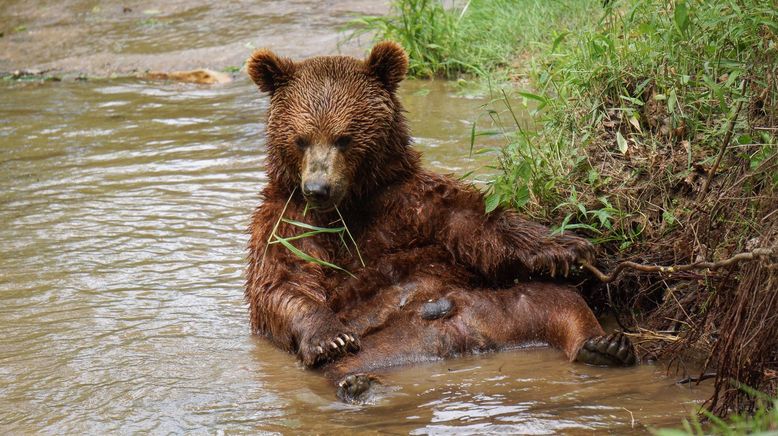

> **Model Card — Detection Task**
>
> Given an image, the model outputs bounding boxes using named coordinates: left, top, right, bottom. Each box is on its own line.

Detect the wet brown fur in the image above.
left=245, top=42, right=616, bottom=394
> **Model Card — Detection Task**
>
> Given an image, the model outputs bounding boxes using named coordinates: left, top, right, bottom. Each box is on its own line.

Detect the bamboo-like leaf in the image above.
left=335, top=206, right=365, bottom=267
left=269, top=230, right=337, bottom=244
left=281, top=218, right=345, bottom=233
left=275, top=237, right=354, bottom=277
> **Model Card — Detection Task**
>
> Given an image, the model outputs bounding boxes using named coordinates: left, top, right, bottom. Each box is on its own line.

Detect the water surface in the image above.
left=0, top=77, right=709, bottom=434
left=1, top=0, right=710, bottom=431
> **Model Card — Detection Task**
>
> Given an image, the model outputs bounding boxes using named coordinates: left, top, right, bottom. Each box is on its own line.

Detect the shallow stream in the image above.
left=0, top=1, right=710, bottom=433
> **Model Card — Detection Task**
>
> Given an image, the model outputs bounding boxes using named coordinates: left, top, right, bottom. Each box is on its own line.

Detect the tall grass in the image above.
left=347, top=0, right=601, bottom=78
left=488, top=0, right=777, bottom=231
left=482, top=0, right=777, bottom=418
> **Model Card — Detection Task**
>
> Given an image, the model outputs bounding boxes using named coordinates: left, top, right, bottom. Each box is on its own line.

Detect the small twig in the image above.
left=677, top=372, right=717, bottom=385
left=696, top=79, right=748, bottom=202
left=582, top=248, right=774, bottom=283
left=623, top=407, right=635, bottom=429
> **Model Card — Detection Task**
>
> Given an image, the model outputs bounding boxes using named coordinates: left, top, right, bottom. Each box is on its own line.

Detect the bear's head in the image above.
left=247, top=42, right=418, bottom=211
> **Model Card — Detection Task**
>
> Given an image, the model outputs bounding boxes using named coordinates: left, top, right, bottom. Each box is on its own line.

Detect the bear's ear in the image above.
left=247, top=48, right=296, bottom=94
left=366, top=41, right=408, bottom=92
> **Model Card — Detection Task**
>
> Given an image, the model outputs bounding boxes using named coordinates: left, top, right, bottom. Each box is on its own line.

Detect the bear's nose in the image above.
left=302, top=181, right=331, bottom=202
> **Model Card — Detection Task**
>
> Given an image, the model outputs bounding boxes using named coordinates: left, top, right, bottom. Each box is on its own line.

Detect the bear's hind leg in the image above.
left=534, top=284, right=637, bottom=366
left=470, top=283, right=637, bottom=366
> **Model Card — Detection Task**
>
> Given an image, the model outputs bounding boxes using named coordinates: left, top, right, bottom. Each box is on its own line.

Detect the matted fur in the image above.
left=244, top=42, right=620, bottom=393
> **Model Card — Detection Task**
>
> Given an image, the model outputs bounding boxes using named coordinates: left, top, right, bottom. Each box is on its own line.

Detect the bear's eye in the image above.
left=334, top=135, right=352, bottom=150
left=294, top=137, right=309, bottom=149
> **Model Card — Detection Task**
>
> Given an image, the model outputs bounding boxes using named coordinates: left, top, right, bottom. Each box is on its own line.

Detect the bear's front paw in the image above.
left=300, top=331, right=360, bottom=368
left=549, top=234, right=596, bottom=277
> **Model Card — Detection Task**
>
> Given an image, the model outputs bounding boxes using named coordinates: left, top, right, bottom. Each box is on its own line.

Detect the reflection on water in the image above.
left=0, top=78, right=708, bottom=433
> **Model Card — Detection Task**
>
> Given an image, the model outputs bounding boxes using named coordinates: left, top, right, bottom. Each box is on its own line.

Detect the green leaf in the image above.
left=517, top=91, right=549, bottom=105
left=281, top=218, right=344, bottom=233
left=457, top=170, right=475, bottom=181
left=469, top=120, right=476, bottom=157
left=515, top=160, right=532, bottom=180
left=484, top=192, right=501, bottom=213
left=588, top=169, right=599, bottom=185
left=616, top=131, right=629, bottom=154
left=737, top=134, right=752, bottom=145
left=662, top=210, right=676, bottom=226
left=653, top=430, right=694, bottom=436
left=629, top=114, right=642, bottom=133
left=551, top=214, right=573, bottom=235
left=334, top=206, right=365, bottom=268
left=269, top=230, right=333, bottom=243
left=514, top=185, right=530, bottom=208
left=593, top=209, right=613, bottom=228
left=551, top=32, right=569, bottom=53
left=674, top=1, right=689, bottom=34
left=276, top=237, right=354, bottom=277
left=620, top=95, right=644, bottom=106
left=561, top=223, right=601, bottom=234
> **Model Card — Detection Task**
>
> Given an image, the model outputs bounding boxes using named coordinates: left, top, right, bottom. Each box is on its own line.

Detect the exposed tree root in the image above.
left=581, top=248, right=774, bottom=283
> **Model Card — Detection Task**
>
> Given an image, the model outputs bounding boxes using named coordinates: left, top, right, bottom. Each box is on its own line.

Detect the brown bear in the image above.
left=244, top=41, right=636, bottom=403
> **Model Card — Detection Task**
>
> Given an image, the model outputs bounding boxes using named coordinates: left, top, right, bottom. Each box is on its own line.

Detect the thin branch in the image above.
left=677, top=372, right=717, bottom=385
left=697, top=79, right=749, bottom=202
left=582, top=248, right=774, bottom=283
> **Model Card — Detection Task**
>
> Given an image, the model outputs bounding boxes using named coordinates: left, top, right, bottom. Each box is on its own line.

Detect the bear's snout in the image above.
left=302, top=180, right=331, bottom=203
left=300, top=143, right=348, bottom=210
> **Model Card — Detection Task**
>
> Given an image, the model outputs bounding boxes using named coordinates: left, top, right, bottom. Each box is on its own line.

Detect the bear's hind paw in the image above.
left=337, top=373, right=380, bottom=404
left=575, top=332, right=637, bottom=366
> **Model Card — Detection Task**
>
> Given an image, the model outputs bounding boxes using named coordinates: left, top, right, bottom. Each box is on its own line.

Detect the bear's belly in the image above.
left=332, top=260, right=482, bottom=340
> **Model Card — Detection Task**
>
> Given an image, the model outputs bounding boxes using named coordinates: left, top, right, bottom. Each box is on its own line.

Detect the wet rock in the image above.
left=144, top=68, right=232, bottom=85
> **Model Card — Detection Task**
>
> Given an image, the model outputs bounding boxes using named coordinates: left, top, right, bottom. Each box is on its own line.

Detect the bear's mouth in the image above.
left=304, top=200, right=336, bottom=213
left=301, top=187, right=345, bottom=213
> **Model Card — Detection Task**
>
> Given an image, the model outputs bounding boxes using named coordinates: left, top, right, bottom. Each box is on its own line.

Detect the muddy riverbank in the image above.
left=0, top=0, right=386, bottom=77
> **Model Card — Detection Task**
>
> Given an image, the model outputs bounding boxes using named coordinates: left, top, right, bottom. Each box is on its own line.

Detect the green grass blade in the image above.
left=281, top=218, right=345, bottom=233
left=269, top=230, right=336, bottom=244
left=275, top=237, right=354, bottom=278
left=335, top=206, right=365, bottom=267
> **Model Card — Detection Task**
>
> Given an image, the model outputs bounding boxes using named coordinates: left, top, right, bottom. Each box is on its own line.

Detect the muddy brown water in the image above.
left=1, top=1, right=709, bottom=433
left=0, top=76, right=710, bottom=435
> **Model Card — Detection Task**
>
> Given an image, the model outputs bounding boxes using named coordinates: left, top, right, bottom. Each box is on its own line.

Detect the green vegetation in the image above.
left=350, top=0, right=777, bottom=422
left=485, top=0, right=777, bottom=420
left=486, top=0, right=776, bottom=229
left=265, top=189, right=365, bottom=278
left=347, top=0, right=600, bottom=78
left=655, top=385, right=778, bottom=435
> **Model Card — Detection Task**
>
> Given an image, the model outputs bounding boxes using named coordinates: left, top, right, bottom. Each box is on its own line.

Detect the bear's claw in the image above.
left=576, top=332, right=637, bottom=366
left=337, top=373, right=380, bottom=404
left=304, top=332, right=359, bottom=367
